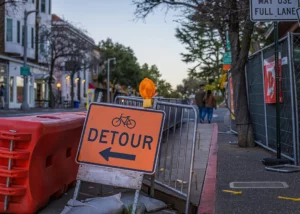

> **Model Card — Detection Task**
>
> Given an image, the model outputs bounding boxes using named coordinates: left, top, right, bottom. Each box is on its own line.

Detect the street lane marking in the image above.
left=230, top=181, right=289, bottom=188
left=278, top=196, right=300, bottom=201
left=222, top=190, right=242, bottom=195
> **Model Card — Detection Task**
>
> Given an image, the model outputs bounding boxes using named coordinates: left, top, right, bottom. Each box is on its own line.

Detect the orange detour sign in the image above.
left=76, top=103, right=165, bottom=174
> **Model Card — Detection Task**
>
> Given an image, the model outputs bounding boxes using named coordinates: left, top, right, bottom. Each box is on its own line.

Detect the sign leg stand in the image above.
left=131, top=190, right=140, bottom=214
left=150, top=175, right=155, bottom=197
left=73, top=180, right=81, bottom=200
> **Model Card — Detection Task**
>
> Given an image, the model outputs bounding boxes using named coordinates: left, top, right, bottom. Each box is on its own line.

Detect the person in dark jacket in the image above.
left=194, top=84, right=206, bottom=122
left=0, top=85, right=5, bottom=109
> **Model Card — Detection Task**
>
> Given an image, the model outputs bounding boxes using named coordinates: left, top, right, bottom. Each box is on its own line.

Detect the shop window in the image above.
left=40, top=35, right=45, bottom=53
left=42, top=83, right=46, bottom=100
left=83, top=82, right=86, bottom=98
left=17, top=21, right=20, bottom=44
left=0, top=65, right=7, bottom=102
left=49, top=0, right=51, bottom=14
left=35, top=82, right=46, bottom=101
left=31, top=27, right=34, bottom=49
left=34, top=82, right=37, bottom=100
left=0, top=76, right=5, bottom=89
left=36, top=83, right=41, bottom=100
left=6, top=18, right=13, bottom=42
left=22, top=25, right=24, bottom=46
left=41, top=0, right=46, bottom=13
left=10, top=77, right=14, bottom=102
left=16, top=76, right=23, bottom=103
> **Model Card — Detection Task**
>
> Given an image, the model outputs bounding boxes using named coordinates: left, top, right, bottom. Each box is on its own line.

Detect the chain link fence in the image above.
left=246, top=33, right=298, bottom=163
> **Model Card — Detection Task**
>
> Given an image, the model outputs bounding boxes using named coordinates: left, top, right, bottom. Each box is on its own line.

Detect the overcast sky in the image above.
left=52, top=0, right=192, bottom=88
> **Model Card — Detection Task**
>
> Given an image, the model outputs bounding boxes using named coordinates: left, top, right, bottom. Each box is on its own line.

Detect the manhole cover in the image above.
left=229, top=182, right=289, bottom=189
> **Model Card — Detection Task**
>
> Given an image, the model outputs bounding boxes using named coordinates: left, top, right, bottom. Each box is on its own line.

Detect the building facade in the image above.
left=52, top=14, right=95, bottom=107
left=0, top=0, right=52, bottom=109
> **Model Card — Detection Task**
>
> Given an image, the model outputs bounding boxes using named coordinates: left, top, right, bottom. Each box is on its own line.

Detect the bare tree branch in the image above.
left=39, top=17, right=96, bottom=107
left=0, top=0, right=25, bottom=13
left=132, top=0, right=260, bottom=147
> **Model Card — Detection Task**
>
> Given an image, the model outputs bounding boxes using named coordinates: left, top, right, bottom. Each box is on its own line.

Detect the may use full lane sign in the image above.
left=76, top=103, right=165, bottom=174
left=250, top=0, right=299, bottom=21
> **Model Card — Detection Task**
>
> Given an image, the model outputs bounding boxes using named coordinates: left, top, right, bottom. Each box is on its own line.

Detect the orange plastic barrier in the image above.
left=0, top=113, right=86, bottom=213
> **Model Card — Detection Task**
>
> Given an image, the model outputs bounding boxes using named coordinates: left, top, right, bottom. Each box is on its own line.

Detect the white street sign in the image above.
left=250, top=0, right=299, bottom=21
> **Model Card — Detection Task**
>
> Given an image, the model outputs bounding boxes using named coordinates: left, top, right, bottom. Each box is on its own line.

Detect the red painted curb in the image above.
left=198, top=123, right=218, bottom=214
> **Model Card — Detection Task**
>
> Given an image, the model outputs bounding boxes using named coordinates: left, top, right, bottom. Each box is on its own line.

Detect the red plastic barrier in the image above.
left=0, top=113, right=86, bottom=213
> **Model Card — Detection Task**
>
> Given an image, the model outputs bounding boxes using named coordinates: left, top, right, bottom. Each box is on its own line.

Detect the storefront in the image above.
left=0, top=63, right=9, bottom=109
left=33, top=74, right=51, bottom=108
left=0, top=60, right=49, bottom=109
left=60, top=73, right=87, bottom=106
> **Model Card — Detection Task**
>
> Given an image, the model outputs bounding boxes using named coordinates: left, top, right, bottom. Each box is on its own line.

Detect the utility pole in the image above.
left=106, top=57, right=116, bottom=103
left=21, top=10, right=41, bottom=111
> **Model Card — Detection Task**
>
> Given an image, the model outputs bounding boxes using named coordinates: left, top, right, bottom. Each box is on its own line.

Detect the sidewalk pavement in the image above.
left=0, top=107, right=86, bottom=117
left=210, top=113, right=300, bottom=214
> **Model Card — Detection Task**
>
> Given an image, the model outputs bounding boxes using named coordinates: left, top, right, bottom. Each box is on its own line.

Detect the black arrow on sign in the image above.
left=99, top=147, right=136, bottom=161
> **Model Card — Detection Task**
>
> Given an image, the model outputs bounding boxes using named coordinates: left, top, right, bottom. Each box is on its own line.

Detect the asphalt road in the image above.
left=0, top=108, right=86, bottom=117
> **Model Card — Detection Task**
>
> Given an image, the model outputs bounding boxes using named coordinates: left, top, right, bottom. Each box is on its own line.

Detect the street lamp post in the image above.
left=56, top=83, right=61, bottom=105
left=21, top=10, right=41, bottom=111
left=106, top=57, right=116, bottom=103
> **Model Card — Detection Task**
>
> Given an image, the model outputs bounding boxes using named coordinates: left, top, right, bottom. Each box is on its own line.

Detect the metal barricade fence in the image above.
left=245, top=33, right=297, bottom=163
left=291, top=33, right=300, bottom=164
left=114, top=96, right=144, bottom=107
left=114, top=96, right=198, bottom=214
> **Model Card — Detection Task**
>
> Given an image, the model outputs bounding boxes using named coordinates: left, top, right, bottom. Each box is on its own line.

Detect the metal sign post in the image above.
left=274, top=21, right=281, bottom=159
left=73, top=103, right=165, bottom=214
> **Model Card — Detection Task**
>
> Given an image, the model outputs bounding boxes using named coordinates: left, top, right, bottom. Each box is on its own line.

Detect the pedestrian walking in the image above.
left=203, top=90, right=216, bottom=123
left=0, top=85, right=5, bottom=109
left=127, top=85, right=132, bottom=96
left=195, top=84, right=206, bottom=123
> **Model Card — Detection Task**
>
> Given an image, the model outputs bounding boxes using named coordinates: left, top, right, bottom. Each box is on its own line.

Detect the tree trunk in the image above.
left=232, top=63, right=255, bottom=147
left=229, top=0, right=255, bottom=147
left=48, top=60, right=55, bottom=108
left=77, top=71, right=81, bottom=103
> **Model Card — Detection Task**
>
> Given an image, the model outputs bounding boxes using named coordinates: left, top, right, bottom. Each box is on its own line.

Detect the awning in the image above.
left=34, top=74, right=57, bottom=81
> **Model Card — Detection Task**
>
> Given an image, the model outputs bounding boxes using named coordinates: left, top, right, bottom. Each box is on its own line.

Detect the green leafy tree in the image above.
left=99, top=38, right=142, bottom=89
left=156, top=79, right=172, bottom=97
left=176, top=77, right=203, bottom=97
left=140, top=63, right=161, bottom=84
left=175, top=20, right=223, bottom=79
left=251, top=22, right=273, bottom=51
left=99, top=39, right=177, bottom=98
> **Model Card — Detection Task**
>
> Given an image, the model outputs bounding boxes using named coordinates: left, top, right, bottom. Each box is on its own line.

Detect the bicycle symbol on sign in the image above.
left=112, top=114, right=136, bottom=129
